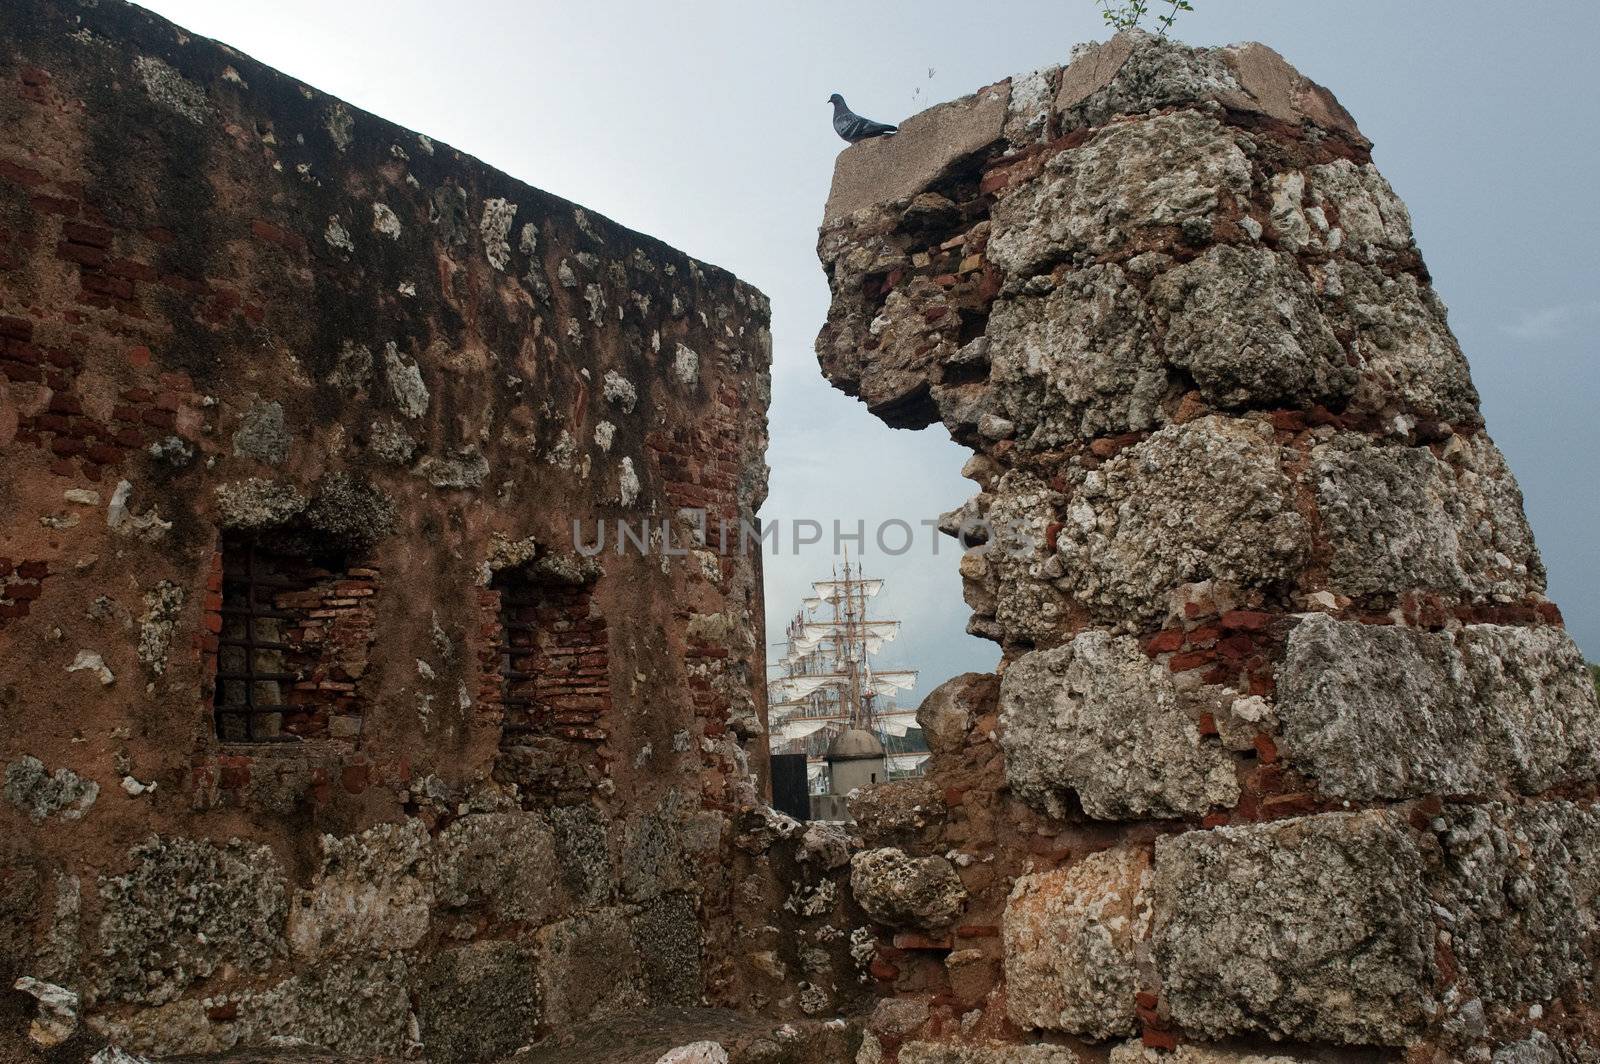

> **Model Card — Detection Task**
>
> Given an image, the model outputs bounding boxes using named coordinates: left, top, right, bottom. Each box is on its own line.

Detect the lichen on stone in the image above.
left=95, top=835, right=288, bottom=1005
left=4, top=756, right=99, bottom=823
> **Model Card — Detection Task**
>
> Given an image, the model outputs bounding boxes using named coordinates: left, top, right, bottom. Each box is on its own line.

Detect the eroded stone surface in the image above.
left=1311, top=433, right=1542, bottom=603
left=989, top=264, right=1166, bottom=445
left=95, top=836, right=288, bottom=1005
left=1152, top=244, right=1355, bottom=411
left=1327, top=262, right=1478, bottom=422
left=989, top=111, right=1251, bottom=277
left=435, top=811, right=560, bottom=923
left=899, top=1043, right=1085, bottom=1064
left=1000, top=632, right=1238, bottom=819
left=850, top=848, right=967, bottom=930
left=1152, top=811, right=1434, bottom=1045
left=417, top=940, right=540, bottom=1064
left=4, top=756, right=98, bottom=822
left=289, top=821, right=433, bottom=960
left=1434, top=800, right=1600, bottom=1008
left=1108, top=1042, right=1316, bottom=1064
left=916, top=673, right=996, bottom=756
left=1049, top=417, right=1307, bottom=626
left=535, top=908, right=645, bottom=1030
left=233, top=954, right=413, bottom=1057
left=1004, top=847, right=1150, bottom=1038
left=1277, top=615, right=1600, bottom=800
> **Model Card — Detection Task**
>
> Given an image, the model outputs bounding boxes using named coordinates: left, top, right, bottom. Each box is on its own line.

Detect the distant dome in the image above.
left=826, top=727, right=885, bottom=762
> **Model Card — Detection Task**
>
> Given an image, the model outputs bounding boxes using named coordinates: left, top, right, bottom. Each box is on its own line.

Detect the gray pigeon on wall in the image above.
left=829, top=94, right=897, bottom=143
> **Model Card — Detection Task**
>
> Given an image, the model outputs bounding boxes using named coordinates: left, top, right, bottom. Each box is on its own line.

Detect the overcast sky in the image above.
left=136, top=0, right=1600, bottom=698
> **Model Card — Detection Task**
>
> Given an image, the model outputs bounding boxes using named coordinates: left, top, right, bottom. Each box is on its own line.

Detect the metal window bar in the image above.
left=214, top=536, right=311, bottom=742
left=494, top=577, right=545, bottom=738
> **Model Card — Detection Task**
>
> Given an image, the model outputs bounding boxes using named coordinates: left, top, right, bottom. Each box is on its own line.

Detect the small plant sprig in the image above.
left=1097, top=0, right=1195, bottom=37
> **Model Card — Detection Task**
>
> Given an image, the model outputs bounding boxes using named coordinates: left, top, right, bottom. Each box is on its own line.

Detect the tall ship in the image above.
left=767, top=557, right=924, bottom=793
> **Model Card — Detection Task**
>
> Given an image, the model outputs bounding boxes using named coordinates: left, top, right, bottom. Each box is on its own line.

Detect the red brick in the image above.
left=1220, top=609, right=1273, bottom=631
left=1, top=339, right=41, bottom=364
left=955, top=924, right=999, bottom=938
left=1167, top=650, right=1212, bottom=673
left=0, top=316, right=33, bottom=340
left=1141, top=1027, right=1179, bottom=1050
left=1261, top=792, right=1317, bottom=816
left=81, top=273, right=135, bottom=300
left=1253, top=734, right=1279, bottom=763
left=31, top=194, right=78, bottom=216
left=62, top=221, right=113, bottom=248
left=0, top=160, right=47, bottom=188
left=58, top=240, right=108, bottom=267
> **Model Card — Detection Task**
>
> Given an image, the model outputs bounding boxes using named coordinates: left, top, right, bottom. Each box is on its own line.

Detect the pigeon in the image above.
left=829, top=94, right=897, bottom=143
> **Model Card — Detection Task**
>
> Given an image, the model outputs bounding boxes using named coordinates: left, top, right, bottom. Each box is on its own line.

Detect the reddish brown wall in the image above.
left=0, top=0, right=771, bottom=1057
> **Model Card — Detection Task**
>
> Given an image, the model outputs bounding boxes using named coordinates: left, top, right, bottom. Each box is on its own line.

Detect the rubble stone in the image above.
left=1152, top=811, right=1434, bottom=1045
left=1277, top=615, right=1600, bottom=800
left=435, top=811, right=560, bottom=923
left=899, top=1043, right=1084, bottom=1064
left=289, top=821, right=434, bottom=960
left=989, top=264, right=1166, bottom=444
left=95, top=836, right=288, bottom=1005
left=1004, top=847, right=1150, bottom=1037
left=850, top=848, right=968, bottom=930
left=1310, top=433, right=1543, bottom=603
left=1433, top=800, right=1600, bottom=1007
left=989, top=111, right=1251, bottom=277
left=4, top=756, right=99, bottom=823
left=1152, top=244, right=1355, bottom=410
left=1050, top=417, right=1308, bottom=626
left=417, top=940, right=540, bottom=1064
left=234, top=954, right=413, bottom=1057
left=535, top=908, right=645, bottom=1029
left=1001, top=632, right=1238, bottom=819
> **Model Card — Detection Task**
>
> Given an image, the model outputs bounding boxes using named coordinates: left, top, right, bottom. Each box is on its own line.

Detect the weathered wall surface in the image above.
left=0, top=0, right=773, bottom=1058
left=819, top=30, right=1600, bottom=1064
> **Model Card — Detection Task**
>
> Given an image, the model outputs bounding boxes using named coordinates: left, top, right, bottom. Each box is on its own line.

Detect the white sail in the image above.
left=812, top=578, right=883, bottom=601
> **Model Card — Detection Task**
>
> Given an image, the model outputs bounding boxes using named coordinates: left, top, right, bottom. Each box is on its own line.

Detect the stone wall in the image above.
left=819, top=31, right=1600, bottom=1064
left=0, top=0, right=773, bottom=1059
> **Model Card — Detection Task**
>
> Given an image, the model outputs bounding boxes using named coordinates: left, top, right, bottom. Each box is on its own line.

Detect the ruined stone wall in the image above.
left=0, top=1, right=773, bottom=1059
left=818, top=32, right=1600, bottom=1064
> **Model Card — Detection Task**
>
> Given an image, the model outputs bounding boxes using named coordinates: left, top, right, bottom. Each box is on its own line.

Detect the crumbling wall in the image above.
left=818, top=31, right=1600, bottom=1063
left=0, top=0, right=772, bottom=1058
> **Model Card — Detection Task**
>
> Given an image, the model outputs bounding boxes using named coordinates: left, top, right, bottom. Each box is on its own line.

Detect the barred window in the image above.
left=214, top=532, right=366, bottom=742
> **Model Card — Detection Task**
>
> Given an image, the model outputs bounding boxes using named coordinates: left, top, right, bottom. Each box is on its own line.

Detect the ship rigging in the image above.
left=766, top=556, right=924, bottom=788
